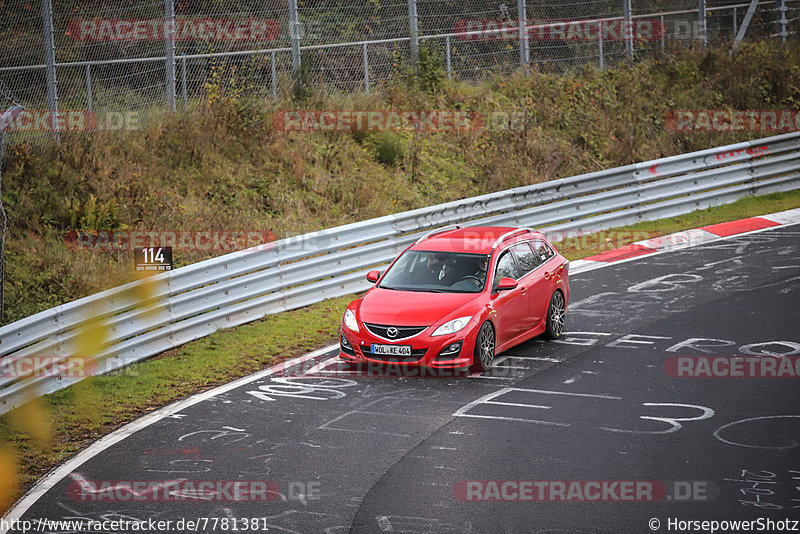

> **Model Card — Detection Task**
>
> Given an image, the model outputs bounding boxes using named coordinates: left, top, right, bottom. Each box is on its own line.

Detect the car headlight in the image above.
left=343, top=309, right=359, bottom=332
left=431, top=316, right=472, bottom=337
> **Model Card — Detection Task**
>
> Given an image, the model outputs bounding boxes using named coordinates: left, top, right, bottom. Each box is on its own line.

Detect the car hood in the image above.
left=359, top=287, right=478, bottom=327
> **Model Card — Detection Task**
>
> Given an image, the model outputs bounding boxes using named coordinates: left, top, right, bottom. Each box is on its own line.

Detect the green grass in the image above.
left=1, top=190, right=799, bottom=513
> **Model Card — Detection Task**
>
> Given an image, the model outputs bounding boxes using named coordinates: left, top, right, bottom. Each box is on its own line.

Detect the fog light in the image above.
left=437, top=341, right=463, bottom=358
left=341, top=332, right=355, bottom=355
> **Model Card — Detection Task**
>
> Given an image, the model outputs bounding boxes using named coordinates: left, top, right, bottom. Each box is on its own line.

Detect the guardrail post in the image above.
left=288, top=0, right=301, bottom=73
left=42, top=0, right=59, bottom=135
left=408, top=0, right=419, bottom=64
left=598, top=21, right=604, bottom=69
left=362, top=43, right=370, bottom=94
left=517, top=0, right=529, bottom=71
left=623, top=0, right=633, bottom=60
left=85, top=64, right=93, bottom=113
left=445, top=35, right=452, bottom=79
left=164, top=0, right=176, bottom=112
left=698, top=0, right=707, bottom=47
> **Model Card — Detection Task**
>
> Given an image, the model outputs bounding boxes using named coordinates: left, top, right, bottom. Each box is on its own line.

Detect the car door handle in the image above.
left=520, top=287, right=527, bottom=294
left=543, top=271, right=552, bottom=280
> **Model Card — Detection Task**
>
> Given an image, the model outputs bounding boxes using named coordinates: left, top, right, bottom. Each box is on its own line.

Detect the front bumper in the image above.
left=339, top=324, right=478, bottom=369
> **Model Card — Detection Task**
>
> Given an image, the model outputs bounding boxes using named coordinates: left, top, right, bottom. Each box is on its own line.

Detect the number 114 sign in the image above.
left=134, top=247, right=173, bottom=273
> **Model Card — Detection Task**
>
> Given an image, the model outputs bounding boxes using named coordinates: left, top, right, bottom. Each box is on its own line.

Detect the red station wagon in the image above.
left=339, top=226, right=570, bottom=372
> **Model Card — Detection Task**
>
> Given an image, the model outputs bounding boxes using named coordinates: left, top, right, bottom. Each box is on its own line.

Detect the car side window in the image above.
left=510, top=242, right=538, bottom=275
left=493, top=250, right=520, bottom=288
left=530, top=240, right=554, bottom=264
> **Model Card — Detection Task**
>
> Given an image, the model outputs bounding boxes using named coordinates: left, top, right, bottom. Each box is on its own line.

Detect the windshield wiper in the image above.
left=380, top=286, right=446, bottom=293
left=379, top=285, right=400, bottom=291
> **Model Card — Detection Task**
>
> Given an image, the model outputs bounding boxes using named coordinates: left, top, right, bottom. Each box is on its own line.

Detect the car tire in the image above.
left=543, top=290, right=566, bottom=340
left=471, top=321, right=495, bottom=372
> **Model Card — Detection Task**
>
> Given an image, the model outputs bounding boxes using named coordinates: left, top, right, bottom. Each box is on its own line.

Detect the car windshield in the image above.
left=379, top=250, right=490, bottom=293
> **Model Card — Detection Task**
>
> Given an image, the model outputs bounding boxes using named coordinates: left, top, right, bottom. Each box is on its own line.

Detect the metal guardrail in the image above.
left=0, top=131, right=798, bottom=413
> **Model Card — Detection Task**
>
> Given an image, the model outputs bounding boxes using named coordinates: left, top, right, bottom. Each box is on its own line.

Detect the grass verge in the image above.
left=1, top=189, right=799, bottom=513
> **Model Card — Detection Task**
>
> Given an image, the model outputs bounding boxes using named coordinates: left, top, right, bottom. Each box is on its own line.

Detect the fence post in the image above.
left=408, top=0, right=419, bottom=64
left=779, top=0, right=788, bottom=43
left=164, top=0, right=176, bottom=112
left=623, top=0, right=633, bottom=60
left=271, top=51, right=278, bottom=99
left=733, top=0, right=760, bottom=50
left=362, top=43, right=370, bottom=94
left=445, top=35, right=452, bottom=79
left=598, top=20, right=604, bottom=69
left=660, top=14, right=665, bottom=50
left=733, top=6, right=737, bottom=38
left=517, top=0, right=529, bottom=70
left=698, top=0, right=707, bottom=47
left=41, top=0, right=59, bottom=134
left=288, top=0, right=301, bottom=73
left=85, top=64, right=93, bottom=113
left=181, top=56, right=188, bottom=111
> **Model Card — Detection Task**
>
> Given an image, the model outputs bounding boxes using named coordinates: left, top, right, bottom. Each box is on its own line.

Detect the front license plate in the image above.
left=370, top=344, right=412, bottom=356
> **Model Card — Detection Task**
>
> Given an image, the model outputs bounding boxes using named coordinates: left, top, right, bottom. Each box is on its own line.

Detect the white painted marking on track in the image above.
left=457, top=413, right=570, bottom=426
left=376, top=516, right=393, bottom=532
left=483, top=401, right=551, bottom=409
left=1, top=344, right=338, bottom=530
left=302, top=356, right=341, bottom=375
left=714, top=415, right=800, bottom=449
left=452, top=388, right=509, bottom=416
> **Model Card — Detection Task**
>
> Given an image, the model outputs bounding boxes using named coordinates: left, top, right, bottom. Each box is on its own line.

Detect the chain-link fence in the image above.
left=1, top=0, right=798, bottom=141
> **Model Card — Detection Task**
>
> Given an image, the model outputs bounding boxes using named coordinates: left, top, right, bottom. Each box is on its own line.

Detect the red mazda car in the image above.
left=339, top=226, right=569, bottom=371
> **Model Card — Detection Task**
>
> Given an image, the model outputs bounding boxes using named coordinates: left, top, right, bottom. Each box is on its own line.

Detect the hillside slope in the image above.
left=2, top=41, right=799, bottom=324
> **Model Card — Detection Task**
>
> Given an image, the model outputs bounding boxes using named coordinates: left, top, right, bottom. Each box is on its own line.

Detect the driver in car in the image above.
left=424, top=253, right=446, bottom=282
left=473, top=257, right=488, bottom=283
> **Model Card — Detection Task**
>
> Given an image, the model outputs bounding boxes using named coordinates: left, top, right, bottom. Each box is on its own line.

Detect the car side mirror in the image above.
left=497, top=277, right=518, bottom=291
left=366, top=270, right=381, bottom=283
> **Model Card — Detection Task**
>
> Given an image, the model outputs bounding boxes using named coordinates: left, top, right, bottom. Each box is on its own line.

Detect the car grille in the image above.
left=359, top=347, right=428, bottom=363
left=364, top=323, right=427, bottom=340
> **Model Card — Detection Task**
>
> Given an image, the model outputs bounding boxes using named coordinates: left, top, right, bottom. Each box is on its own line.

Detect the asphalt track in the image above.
left=7, top=224, right=800, bottom=534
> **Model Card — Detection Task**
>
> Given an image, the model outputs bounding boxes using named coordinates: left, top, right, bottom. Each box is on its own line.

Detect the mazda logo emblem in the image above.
left=386, top=327, right=398, bottom=338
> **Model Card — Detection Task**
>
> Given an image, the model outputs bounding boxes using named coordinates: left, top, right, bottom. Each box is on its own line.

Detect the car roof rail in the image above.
left=492, top=227, right=536, bottom=250
left=413, top=225, right=463, bottom=245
